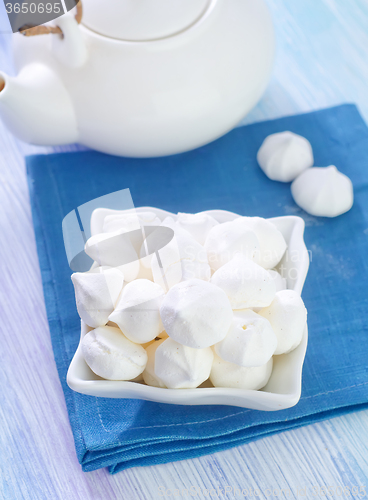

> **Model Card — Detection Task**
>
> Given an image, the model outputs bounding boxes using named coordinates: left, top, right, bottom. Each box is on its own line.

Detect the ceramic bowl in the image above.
left=67, top=208, right=309, bottom=410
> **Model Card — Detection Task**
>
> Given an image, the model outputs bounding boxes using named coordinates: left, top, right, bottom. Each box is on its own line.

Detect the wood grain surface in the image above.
left=0, top=1, right=367, bottom=498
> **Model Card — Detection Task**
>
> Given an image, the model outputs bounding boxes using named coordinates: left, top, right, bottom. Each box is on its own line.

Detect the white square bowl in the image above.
left=67, top=208, right=309, bottom=410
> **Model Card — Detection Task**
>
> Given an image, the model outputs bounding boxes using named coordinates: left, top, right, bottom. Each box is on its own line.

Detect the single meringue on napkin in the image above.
left=259, top=290, right=307, bottom=355
left=204, top=219, right=260, bottom=272
left=257, top=131, right=314, bottom=182
left=71, top=266, right=124, bottom=328
left=84, top=230, right=140, bottom=282
left=160, top=279, right=233, bottom=349
left=211, top=253, right=276, bottom=310
left=236, top=216, right=287, bottom=269
left=109, top=279, right=165, bottom=344
left=142, top=338, right=167, bottom=388
left=291, top=165, right=354, bottom=217
left=210, top=353, right=273, bottom=390
left=82, top=325, right=147, bottom=380
left=102, top=211, right=161, bottom=233
left=154, top=338, right=214, bottom=389
left=176, top=212, right=219, bottom=245
left=149, top=217, right=211, bottom=290
left=215, top=309, right=277, bottom=367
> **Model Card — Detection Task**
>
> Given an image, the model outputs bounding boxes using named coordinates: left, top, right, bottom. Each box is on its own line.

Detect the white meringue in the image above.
left=211, top=254, right=276, bottom=310
left=291, top=165, right=354, bottom=217
left=82, top=326, right=147, bottom=380
left=150, top=217, right=211, bottom=290
left=136, top=260, right=154, bottom=281
left=71, top=266, right=124, bottom=328
left=210, top=353, right=273, bottom=390
left=204, top=219, right=260, bottom=272
left=109, top=279, right=165, bottom=344
left=102, top=211, right=161, bottom=233
left=237, top=217, right=287, bottom=269
left=258, top=290, right=307, bottom=355
left=84, top=230, right=139, bottom=282
left=131, top=373, right=144, bottom=383
left=176, top=212, right=219, bottom=245
left=137, top=222, right=176, bottom=281
left=154, top=337, right=214, bottom=389
left=257, top=131, right=314, bottom=182
left=141, top=331, right=168, bottom=349
left=142, top=338, right=167, bottom=388
left=268, top=269, right=287, bottom=292
left=215, top=309, right=277, bottom=367
left=103, top=212, right=162, bottom=273
left=160, top=279, right=233, bottom=349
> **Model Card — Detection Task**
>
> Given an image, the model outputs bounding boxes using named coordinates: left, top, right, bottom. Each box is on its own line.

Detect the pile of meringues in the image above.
left=72, top=211, right=307, bottom=391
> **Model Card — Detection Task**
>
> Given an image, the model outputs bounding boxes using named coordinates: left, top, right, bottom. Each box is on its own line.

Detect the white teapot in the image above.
left=0, top=0, right=274, bottom=157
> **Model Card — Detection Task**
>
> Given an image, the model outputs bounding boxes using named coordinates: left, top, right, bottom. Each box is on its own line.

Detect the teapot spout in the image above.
left=0, top=64, right=78, bottom=146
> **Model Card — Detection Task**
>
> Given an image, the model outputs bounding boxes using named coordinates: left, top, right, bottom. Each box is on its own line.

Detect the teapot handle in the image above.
left=19, top=1, right=87, bottom=68
left=19, top=1, right=83, bottom=37
left=18, top=1, right=87, bottom=68
left=51, top=13, right=88, bottom=68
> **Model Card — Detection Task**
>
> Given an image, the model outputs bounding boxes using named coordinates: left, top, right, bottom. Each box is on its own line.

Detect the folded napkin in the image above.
left=26, top=104, right=368, bottom=473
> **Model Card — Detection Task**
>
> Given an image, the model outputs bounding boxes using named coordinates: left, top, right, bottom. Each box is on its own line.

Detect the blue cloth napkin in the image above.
left=26, top=104, right=368, bottom=473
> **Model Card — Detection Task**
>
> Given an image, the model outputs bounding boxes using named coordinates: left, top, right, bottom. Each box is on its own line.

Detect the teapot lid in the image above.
left=81, top=0, right=210, bottom=41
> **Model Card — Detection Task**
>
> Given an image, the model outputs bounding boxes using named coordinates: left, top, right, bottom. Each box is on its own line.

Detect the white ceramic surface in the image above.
left=82, top=0, right=210, bottom=41
left=67, top=208, right=310, bottom=410
left=0, top=0, right=274, bottom=157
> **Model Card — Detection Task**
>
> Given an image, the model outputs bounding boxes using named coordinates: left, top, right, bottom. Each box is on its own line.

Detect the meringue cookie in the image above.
left=136, top=260, right=154, bottom=281
left=82, top=326, right=147, bottom=380
left=138, top=222, right=177, bottom=281
left=176, top=212, right=219, bottom=245
left=291, top=165, right=354, bottom=217
left=141, top=339, right=159, bottom=349
left=109, top=279, right=165, bottom=344
left=211, top=254, right=276, bottom=309
left=84, top=230, right=139, bottom=282
left=142, top=338, right=167, bottom=388
left=237, top=217, right=287, bottom=269
left=268, top=269, right=287, bottom=292
left=160, top=279, right=233, bottom=349
left=102, top=211, right=161, bottom=233
left=257, top=131, right=314, bottom=182
left=154, top=337, right=214, bottom=389
left=204, top=219, right=260, bottom=272
left=215, top=309, right=277, bottom=367
left=210, top=353, right=273, bottom=390
left=103, top=211, right=162, bottom=261
left=141, top=331, right=168, bottom=349
left=71, top=266, right=124, bottom=328
left=150, top=217, right=211, bottom=290
left=141, top=230, right=181, bottom=290
left=258, top=290, right=307, bottom=355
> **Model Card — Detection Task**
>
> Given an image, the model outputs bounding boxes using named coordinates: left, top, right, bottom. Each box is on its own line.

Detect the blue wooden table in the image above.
left=0, top=1, right=367, bottom=498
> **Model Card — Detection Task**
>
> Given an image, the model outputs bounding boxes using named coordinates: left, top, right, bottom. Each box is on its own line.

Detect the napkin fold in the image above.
left=26, top=104, right=368, bottom=473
